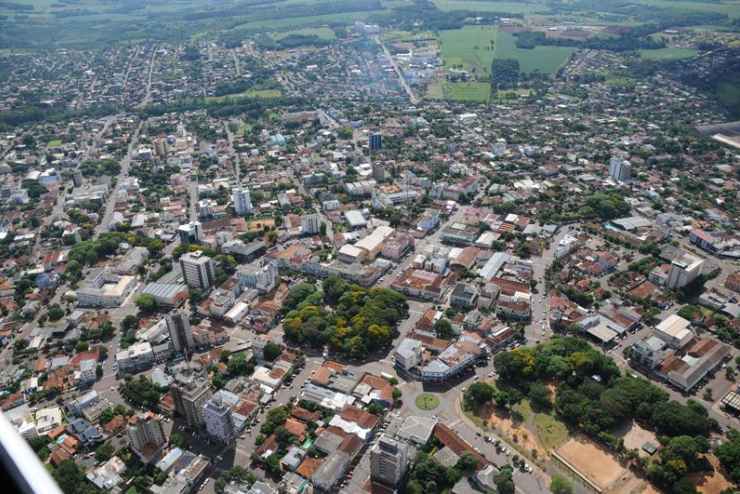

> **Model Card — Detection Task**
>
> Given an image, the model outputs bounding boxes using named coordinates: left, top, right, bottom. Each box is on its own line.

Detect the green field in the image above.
left=433, top=0, right=546, bottom=14
left=207, top=88, right=282, bottom=102
left=439, top=26, right=574, bottom=77
left=493, top=30, right=574, bottom=74
left=639, top=47, right=698, bottom=60
left=439, top=25, right=498, bottom=75
left=47, top=139, right=62, bottom=147
left=444, top=82, right=491, bottom=102
left=272, top=27, right=336, bottom=41
left=415, top=393, right=441, bottom=410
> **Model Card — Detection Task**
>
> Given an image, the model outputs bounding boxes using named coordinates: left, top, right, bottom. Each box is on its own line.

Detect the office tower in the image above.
left=179, top=251, right=216, bottom=291
left=127, top=413, right=166, bottom=463
left=369, top=133, right=383, bottom=152
left=177, top=221, right=202, bottom=244
left=370, top=434, right=409, bottom=487
left=301, top=213, right=322, bottom=235
left=203, top=394, right=235, bottom=444
left=171, top=362, right=212, bottom=429
left=372, top=161, right=385, bottom=182
left=232, top=187, right=253, bottom=216
left=166, top=311, right=194, bottom=354
left=608, top=157, right=631, bottom=183
left=154, top=138, right=168, bottom=159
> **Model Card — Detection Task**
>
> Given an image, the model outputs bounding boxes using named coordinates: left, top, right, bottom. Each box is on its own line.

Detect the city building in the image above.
left=232, top=187, right=254, bottom=216
left=179, top=251, right=216, bottom=291
left=667, top=252, right=704, bottom=289
left=301, top=213, right=322, bottom=235
left=127, top=413, right=167, bottom=464
left=177, top=221, right=202, bottom=244
left=166, top=311, right=194, bottom=354
left=608, top=157, right=631, bottom=182
left=655, top=314, right=694, bottom=349
left=116, top=342, right=154, bottom=373
left=76, top=269, right=137, bottom=308
left=203, top=394, right=235, bottom=444
left=171, top=362, right=212, bottom=428
left=370, top=434, right=409, bottom=487
left=238, top=261, right=278, bottom=294
left=369, top=132, right=383, bottom=152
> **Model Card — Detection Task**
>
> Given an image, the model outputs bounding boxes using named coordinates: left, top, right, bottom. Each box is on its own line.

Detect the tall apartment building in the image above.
left=608, top=157, right=631, bottom=183
left=369, top=133, right=383, bottom=152
left=238, top=261, right=278, bottom=294
left=232, top=187, right=254, bottom=216
left=177, top=221, right=202, bottom=244
left=166, top=311, right=194, bottom=354
left=179, top=251, right=216, bottom=291
left=370, top=434, right=409, bottom=487
left=203, top=395, right=235, bottom=444
left=127, top=413, right=167, bottom=463
left=171, top=362, right=212, bottom=429
left=667, top=252, right=704, bottom=290
left=301, top=213, right=323, bottom=235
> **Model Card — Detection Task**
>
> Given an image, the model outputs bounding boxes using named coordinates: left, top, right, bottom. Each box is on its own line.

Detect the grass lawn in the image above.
left=416, top=393, right=441, bottom=411
left=493, top=30, right=574, bottom=74
left=639, top=47, right=698, bottom=60
left=533, top=413, right=569, bottom=450
left=47, top=139, right=62, bottom=147
left=444, top=82, right=491, bottom=103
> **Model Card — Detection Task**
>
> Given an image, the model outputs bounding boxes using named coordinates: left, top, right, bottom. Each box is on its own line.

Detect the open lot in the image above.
left=439, top=25, right=498, bottom=76
left=618, top=421, right=657, bottom=457
left=554, top=438, right=631, bottom=493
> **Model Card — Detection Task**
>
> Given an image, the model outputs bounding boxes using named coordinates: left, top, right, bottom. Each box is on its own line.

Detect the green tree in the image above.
left=465, top=382, right=495, bottom=408
left=134, top=293, right=158, bottom=313
left=95, top=442, right=115, bottom=462
left=550, top=475, right=574, bottom=494
left=263, top=342, right=282, bottom=362
left=494, top=465, right=515, bottom=494
left=715, top=429, right=740, bottom=483
left=433, top=318, right=455, bottom=339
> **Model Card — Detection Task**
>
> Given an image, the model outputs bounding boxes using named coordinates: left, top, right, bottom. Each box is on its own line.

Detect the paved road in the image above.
left=95, top=119, right=143, bottom=235
left=374, top=36, right=418, bottom=105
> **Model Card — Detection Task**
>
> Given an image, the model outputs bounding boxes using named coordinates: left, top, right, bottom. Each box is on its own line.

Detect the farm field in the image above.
left=639, top=47, right=698, bottom=60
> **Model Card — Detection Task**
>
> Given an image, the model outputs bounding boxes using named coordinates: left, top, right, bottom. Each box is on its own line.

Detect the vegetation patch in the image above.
left=415, top=393, right=441, bottom=410
left=639, top=47, right=698, bottom=60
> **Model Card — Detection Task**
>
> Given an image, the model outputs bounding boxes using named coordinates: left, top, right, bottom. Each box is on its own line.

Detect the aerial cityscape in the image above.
left=1, top=1, right=740, bottom=494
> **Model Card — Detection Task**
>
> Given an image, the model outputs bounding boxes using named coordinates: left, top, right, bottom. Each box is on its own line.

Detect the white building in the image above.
left=203, top=395, right=235, bottom=444
left=667, top=252, right=704, bottom=290
left=232, top=187, right=254, bottom=216
left=655, top=314, right=694, bottom=349
left=116, top=342, right=154, bottom=373
left=177, top=221, right=202, bottom=244
left=370, top=434, right=409, bottom=487
left=238, top=261, right=278, bottom=294
left=394, top=338, right=422, bottom=371
left=76, top=269, right=137, bottom=308
left=180, top=251, right=216, bottom=291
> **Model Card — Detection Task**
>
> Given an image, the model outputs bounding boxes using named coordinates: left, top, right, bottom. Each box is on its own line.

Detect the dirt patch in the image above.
left=479, top=402, right=548, bottom=460
left=555, top=438, right=630, bottom=493
left=619, top=421, right=658, bottom=457
left=689, top=455, right=735, bottom=494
